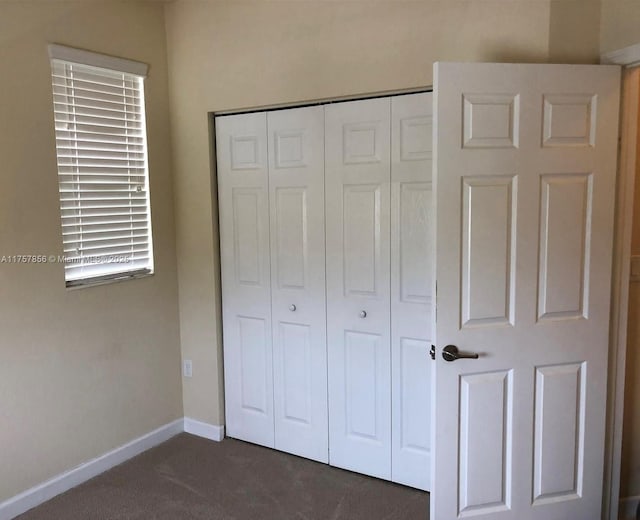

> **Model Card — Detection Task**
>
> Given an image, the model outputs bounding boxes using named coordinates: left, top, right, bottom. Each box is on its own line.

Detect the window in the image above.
left=48, top=44, right=153, bottom=287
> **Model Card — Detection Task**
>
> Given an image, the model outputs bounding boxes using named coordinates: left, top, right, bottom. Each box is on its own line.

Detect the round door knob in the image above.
left=289, top=304, right=297, bottom=312
left=359, top=310, right=367, bottom=318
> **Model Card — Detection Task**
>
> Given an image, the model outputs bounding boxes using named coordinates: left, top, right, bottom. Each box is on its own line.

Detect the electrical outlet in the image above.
left=183, top=359, right=193, bottom=378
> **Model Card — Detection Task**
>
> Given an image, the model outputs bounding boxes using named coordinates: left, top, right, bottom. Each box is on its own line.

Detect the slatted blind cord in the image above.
left=50, top=57, right=153, bottom=286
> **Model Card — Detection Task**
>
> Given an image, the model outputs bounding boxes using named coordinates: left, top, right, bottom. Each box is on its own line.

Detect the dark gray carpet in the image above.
left=18, top=433, right=429, bottom=519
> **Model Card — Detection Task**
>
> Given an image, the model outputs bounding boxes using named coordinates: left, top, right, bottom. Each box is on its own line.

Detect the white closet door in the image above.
left=326, top=98, right=392, bottom=479
left=216, top=112, right=274, bottom=448
left=268, top=106, right=328, bottom=463
left=391, top=92, right=433, bottom=491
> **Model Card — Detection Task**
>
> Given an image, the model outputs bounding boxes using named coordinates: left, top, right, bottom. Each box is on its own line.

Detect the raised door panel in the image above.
left=274, top=187, right=306, bottom=290
left=343, top=184, right=381, bottom=297
left=268, top=106, right=328, bottom=463
left=278, top=322, right=312, bottom=424
left=461, top=175, right=517, bottom=328
left=344, top=331, right=385, bottom=442
left=398, top=337, right=431, bottom=449
left=238, top=316, right=270, bottom=415
left=542, top=94, right=597, bottom=148
left=533, top=363, right=585, bottom=505
left=462, top=93, right=520, bottom=149
left=326, top=97, right=391, bottom=479
left=458, top=370, right=513, bottom=516
left=538, top=174, right=592, bottom=321
left=398, top=183, right=432, bottom=305
left=216, top=112, right=274, bottom=447
left=391, top=92, right=433, bottom=491
left=232, top=188, right=263, bottom=287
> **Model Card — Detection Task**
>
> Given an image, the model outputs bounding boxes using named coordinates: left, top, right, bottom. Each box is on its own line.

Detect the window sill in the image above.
left=65, top=269, right=153, bottom=290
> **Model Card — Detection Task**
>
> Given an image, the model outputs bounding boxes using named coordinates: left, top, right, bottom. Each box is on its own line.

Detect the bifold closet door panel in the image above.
left=325, top=98, right=392, bottom=480
left=216, top=112, right=275, bottom=448
left=391, top=93, right=433, bottom=491
left=268, top=106, right=328, bottom=463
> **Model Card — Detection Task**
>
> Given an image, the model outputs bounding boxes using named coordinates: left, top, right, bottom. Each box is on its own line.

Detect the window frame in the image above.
left=48, top=44, right=154, bottom=288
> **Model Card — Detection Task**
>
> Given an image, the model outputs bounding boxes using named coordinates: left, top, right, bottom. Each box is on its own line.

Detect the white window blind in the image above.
left=49, top=46, right=153, bottom=287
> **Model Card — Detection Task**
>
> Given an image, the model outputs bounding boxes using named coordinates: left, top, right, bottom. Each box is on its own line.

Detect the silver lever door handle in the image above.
left=442, top=345, right=479, bottom=362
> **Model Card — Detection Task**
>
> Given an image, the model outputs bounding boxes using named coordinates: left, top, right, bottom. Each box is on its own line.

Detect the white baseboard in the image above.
left=620, top=496, right=640, bottom=520
left=0, top=419, right=184, bottom=520
left=183, top=417, right=225, bottom=442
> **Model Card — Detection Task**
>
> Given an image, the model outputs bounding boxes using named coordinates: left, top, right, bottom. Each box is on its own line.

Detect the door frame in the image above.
left=601, top=42, right=640, bottom=520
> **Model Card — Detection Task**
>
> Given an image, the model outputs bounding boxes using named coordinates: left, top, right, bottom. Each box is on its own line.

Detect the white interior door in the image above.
left=326, top=97, right=392, bottom=479
left=391, top=92, right=433, bottom=491
left=217, top=112, right=274, bottom=448
left=432, top=63, right=620, bottom=519
left=268, top=106, right=328, bottom=463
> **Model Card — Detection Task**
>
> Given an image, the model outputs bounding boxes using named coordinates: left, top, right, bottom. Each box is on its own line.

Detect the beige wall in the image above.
left=549, top=0, right=601, bottom=64
left=0, top=1, right=182, bottom=502
left=601, top=0, right=640, bottom=54
left=165, top=0, right=593, bottom=427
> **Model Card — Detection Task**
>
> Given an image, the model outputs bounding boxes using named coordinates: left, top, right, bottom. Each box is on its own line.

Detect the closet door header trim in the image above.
left=213, top=87, right=433, bottom=118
